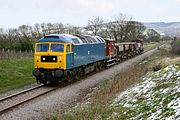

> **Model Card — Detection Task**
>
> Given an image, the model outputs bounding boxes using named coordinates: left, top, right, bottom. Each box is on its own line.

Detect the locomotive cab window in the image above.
left=51, top=44, right=64, bottom=52
left=66, top=44, right=71, bottom=52
left=36, top=44, right=49, bottom=52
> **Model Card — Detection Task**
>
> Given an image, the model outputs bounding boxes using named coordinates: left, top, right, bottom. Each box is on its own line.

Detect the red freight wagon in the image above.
left=104, top=38, right=117, bottom=66
left=115, top=42, right=137, bottom=60
left=132, top=39, right=144, bottom=54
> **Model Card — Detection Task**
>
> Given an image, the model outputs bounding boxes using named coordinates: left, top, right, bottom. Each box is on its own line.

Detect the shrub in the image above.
left=152, top=64, right=162, bottom=71
left=171, top=39, right=180, bottom=55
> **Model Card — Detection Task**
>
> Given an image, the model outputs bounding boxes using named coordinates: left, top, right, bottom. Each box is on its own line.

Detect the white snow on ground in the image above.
left=111, top=65, right=180, bottom=120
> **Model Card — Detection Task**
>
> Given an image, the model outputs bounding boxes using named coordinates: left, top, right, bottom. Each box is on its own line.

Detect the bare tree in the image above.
left=33, top=23, right=42, bottom=39
left=5, top=28, right=19, bottom=50
left=41, top=23, right=46, bottom=36
left=18, top=25, right=34, bottom=51
left=0, top=28, right=4, bottom=34
left=64, top=24, right=81, bottom=34
left=107, top=13, right=129, bottom=42
left=54, top=23, right=64, bottom=34
left=107, top=14, right=145, bottom=42
left=86, top=16, right=104, bottom=35
left=46, top=23, right=54, bottom=34
left=125, top=21, right=146, bottom=41
left=146, top=29, right=160, bottom=42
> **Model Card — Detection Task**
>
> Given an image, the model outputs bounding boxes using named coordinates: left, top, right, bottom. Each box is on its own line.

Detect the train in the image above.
left=32, top=34, right=143, bottom=84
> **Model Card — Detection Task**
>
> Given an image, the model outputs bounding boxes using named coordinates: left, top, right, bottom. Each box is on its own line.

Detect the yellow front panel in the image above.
left=34, top=42, right=67, bottom=70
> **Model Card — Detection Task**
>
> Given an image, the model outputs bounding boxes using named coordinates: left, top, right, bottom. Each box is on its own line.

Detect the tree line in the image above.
left=0, top=13, right=162, bottom=51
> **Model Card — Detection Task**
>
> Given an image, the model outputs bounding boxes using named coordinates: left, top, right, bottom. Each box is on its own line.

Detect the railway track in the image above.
left=0, top=84, right=58, bottom=115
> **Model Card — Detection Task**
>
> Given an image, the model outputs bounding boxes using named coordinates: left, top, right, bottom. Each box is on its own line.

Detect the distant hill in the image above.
left=143, top=22, right=180, bottom=37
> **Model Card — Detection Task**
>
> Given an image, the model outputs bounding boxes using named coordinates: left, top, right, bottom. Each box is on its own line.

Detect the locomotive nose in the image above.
left=32, top=69, right=40, bottom=77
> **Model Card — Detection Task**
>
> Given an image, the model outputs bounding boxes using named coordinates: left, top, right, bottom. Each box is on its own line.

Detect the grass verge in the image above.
left=0, top=58, right=34, bottom=93
left=144, top=42, right=159, bottom=50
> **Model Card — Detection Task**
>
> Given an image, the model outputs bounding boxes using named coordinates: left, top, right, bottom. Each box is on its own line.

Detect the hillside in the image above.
left=144, top=22, right=180, bottom=37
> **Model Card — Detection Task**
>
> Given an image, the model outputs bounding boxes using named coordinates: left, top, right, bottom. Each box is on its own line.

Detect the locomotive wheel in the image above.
left=81, top=66, right=87, bottom=78
left=61, top=78, right=67, bottom=85
left=93, top=63, right=98, bottom=72
left=94, top=65, right=99, bottom=72
left=67, top=71, right=74, bottom=82
left=97, top=62, right=102, bottom=71
left=74, top=68, right=82, bottom=80
left=99, top=61, right=105, bottom=70
left=80, top=68, right=85, bottom=77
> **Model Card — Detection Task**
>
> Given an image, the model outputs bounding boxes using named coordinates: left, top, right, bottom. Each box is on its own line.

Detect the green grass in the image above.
left=0, top=58, right=35, bottom=93
left=144, top=42, right=159, bottom=50
left=153, top=83, right=176, bottom=91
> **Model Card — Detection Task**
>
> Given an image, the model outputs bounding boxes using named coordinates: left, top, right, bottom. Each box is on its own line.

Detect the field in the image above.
left=144, top=42, right=159, bottom=50
left=0, top=58, right=34, bottom=93
left=49, top=44, right=180, bottom=120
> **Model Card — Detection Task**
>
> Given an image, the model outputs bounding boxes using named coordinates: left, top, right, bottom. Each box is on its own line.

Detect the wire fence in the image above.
left=0, top=49, right=33, bottom=59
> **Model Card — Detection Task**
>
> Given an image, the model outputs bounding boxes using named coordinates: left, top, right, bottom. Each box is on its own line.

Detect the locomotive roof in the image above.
left=38, top=34, right=105, bottom=44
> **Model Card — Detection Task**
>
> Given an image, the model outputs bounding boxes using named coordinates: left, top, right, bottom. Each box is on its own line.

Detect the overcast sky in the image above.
left=0, top=0, right=179, bottom=29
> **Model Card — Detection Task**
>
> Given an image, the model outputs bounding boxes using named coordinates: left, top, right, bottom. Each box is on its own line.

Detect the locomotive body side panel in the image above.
left=69, top=43, right=105, bottom=69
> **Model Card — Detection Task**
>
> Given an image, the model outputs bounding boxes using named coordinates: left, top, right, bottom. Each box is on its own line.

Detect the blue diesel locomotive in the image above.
left=32, top=34, right=106, bottom=84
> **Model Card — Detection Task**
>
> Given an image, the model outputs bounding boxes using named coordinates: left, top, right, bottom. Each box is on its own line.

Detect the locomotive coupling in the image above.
left=32, top=69, right=40, bottom=77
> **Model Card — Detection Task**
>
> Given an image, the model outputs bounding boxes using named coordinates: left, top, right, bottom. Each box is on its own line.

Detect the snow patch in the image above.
left=111, top=65, right=180, bottom=119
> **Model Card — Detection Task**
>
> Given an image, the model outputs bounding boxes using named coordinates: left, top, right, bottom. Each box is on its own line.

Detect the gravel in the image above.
left=0, top=86, right=54, bottom=112
left=0, top=83, right=38, bottom=99
left=0, top=48, right=158, bottom=120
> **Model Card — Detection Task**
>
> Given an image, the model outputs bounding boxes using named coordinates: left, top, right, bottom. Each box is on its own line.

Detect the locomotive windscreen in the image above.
left=36, top=44, right=49, bottom=52
left=51, top=44, right=64, bottom=52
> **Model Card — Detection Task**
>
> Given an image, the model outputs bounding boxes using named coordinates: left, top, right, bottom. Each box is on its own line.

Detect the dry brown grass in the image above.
left=171, top=39, right=180, bottom=55
left=0, top=50, right=33, bottom=59
left=148, top=44, right=180, bottom=70
left=54, top=64, right=149, bottom=120
left=91, top=64, right=148, bottom=103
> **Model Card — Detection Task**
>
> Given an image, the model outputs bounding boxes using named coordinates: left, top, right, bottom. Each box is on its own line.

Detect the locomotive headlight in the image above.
left=59, top=56, right=62, bottom=60
left=36, top=56, right=40, bottom=60
left=59, top=56, right=62, bottom=63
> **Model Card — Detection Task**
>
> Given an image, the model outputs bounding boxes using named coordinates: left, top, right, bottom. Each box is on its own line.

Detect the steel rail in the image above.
left=0, top=87, right=57, bottom=115
left=0, top=84, right=44, bottom=102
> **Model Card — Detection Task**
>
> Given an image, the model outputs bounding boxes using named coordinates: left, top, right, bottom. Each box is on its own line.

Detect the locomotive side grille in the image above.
left=41, top=56, right=57, bottom=62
